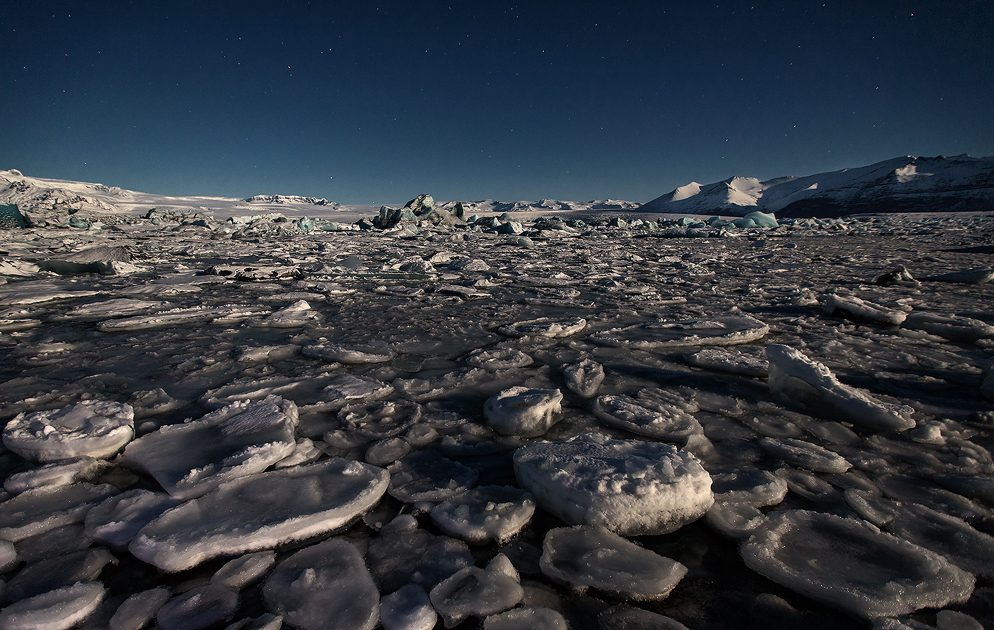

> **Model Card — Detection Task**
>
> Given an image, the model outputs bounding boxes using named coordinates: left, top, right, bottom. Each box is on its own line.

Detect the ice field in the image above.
left=0, top=206, right=993, bottom=629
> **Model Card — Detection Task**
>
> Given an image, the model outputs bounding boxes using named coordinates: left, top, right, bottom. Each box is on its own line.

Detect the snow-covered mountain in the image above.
left=640, top=155, right=994, bottom=217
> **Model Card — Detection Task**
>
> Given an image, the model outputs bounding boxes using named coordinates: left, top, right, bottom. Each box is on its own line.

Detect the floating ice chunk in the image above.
left=109, top=587, right=171, bottom=630
left=200, top=374, right=335, bottom=410
left=684, top=348, right=769, bottom=377
left=4, top=547, right=115, bottom=603
left=257, top=300, right=320, bottom=327
left=364, top=437, right=411, bottom=466
left=320, top=374, right=394, bottom=409
left=436, top=285, right=491, bottom=300
left=484, top=387, right=563, bottom=437
left=563, top=358, right=605, bottom=397
left=590, top=315, right=769, bottom=351
left=935, top=610, right=985, bottom=630
left=0, top=581, right=105, bottom=630
left=926, top=267, right=994, bottom=284
left=766, top=345, right=915, bottom=431
left=0, top=541, right=15, bottom=573
left=875, top=474, right=992, bottom=523
left=202, top=264, right=301, bottom=281
left=123, top=395, right=298, bottom=499
left=498, top=317, right=587, bottom=338
left=236, top=344, right=301, bottom=363
left=429, top=561, right=523, bottom=628
left=704, top=501, right=765, bottom=539
left=212, top=551, right=277, bottom=590
left=340, top=400, right=422, bottom=440
left=430, top=485, right=536, bottom=545
left=758, top=437, right=851, bottom=473
left=388, top=451, right=479, bottom=503
left=302, top=343, right=396, bottom=364
left=96, top=306, right=268, bottom=331
left=932, top=473, right=994, bottom=504
left=598, top=606, right=690, bottom=630
left=129, top=388, right=184, bottom=419
left=466, top=347, right=534, bottom=369
left=711, top=470, right=788, bottom=506
left=380, top=584, right=436, bottom=630
left=83, top=489, right=181, bottom=548
left=275, top=438, right=323, bottom=469
left=366, top=515, right=475, bottom=593
left=3, top=457, right=107, bottom=494
left=130, top=459, right=388, bottom=572
left=484, top=607, right=568, bottom=630
left=903, top=312, right=994, bottom=342
left=224, top=613, right=283, bottom=630
left=156, top=584, right=238, bottom=630
left=262, top=539, right=379, bottom=630
left=874, top=266, right=920, bottom=287
left=591, top=394, right=702, bottom=442
left=776, top=467, right=841, bottom=502
left=62, top=299, right=171, bottom=320
left=513, top=434, right=714, bottom=536
left=0, top=281, right=100, bottom=306
left=824, top=294, right=907, bottom=325
left=0, top=483, right=119, bottom=541
left=540, top=526, right=687, bottom=600
left=740, top=510, right=975, bottom=619
left=3, top=400, right=135, bottom=463
left=883, top=502, right=994, bottom=577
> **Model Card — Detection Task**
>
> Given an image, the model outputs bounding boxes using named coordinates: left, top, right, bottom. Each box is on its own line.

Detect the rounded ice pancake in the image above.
left=497, top=317, right=587, bottom=338
left=740, top=509, right=975, bottom=619
left=263, top=539, right=379, bottom=630
left=591, top=394, right=702, bottom=442
left=3, top=400, right=135, bottom=463
left=0, top=581, right=106, bottom=630
left=589, top=315, right=769, bottom=351
left=429, top=485, right=536, bottom=545
left=540, top=526, right=688, bottom=600
left=563, top=358, right=605, bottom=398
left=484, top=387, right=563, bottom=437
left=129, top=458, right=389, bottom=572
left=513, top=433, right=714, bottom=536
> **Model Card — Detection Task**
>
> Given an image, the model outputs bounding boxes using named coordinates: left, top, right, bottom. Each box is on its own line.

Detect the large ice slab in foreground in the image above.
left=740, top=510, right=974, bottom=619
left=541, top=526, right=687, bottom=600
left=766, top=344, right=915, bottom=431
left=0, top=581, right=106, bottom=630
left=589, top=315, right=769, bottom=351
left=3, top=400, right=135, bottom=463
left=513, top=433, right=713, bottom=535
left=123, top=395, right=298, bottom=499
left=263, top=539, right=379, bottom=630
left=129, top=458, right=388, bottom=572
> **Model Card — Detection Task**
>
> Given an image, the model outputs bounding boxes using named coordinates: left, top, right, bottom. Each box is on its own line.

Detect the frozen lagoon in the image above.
left=0, top=211, right=992, bottom=629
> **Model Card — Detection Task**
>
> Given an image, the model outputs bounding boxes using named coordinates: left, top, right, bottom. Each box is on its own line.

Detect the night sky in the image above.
left=3, top=1, right=992, bottom=204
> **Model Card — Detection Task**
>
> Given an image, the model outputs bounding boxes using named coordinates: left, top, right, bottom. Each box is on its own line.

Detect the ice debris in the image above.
left=109, top=587, right=171, bottom=630
left=0, top=582, right=106, bottom=630
left=83, top=488, right=181, bottom=547
left=156, top=584, right=238, bottom=630
left=3, top=400, right=134, bottom=463
left=380, top=584, right=436, bottom=630
left=429, top=556, right=524, bottom=628
left=497, top=317, right=587, bottom=338
left=590, top=315, right=769, bottom=351
left=513, top=433, right=714, bottom=535
left=766, top=344, right=916, bottom=431
left=129, top=458, right=388, bottom=572
left=484, top=387, right=563, bottom=437
left=484, top=607, right=568, bottom=630
left=563, top=358, right=605, bottom=397
left=0, top=482, right=119, bottom=541
left=591, top=393, right=702, bottom=442
left=429, top=485, right=536, bottom=545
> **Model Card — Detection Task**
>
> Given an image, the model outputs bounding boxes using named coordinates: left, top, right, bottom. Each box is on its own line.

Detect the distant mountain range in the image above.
left=2, top=154, right=992, bottom=221
left=639, top=155, right=994, bottom=217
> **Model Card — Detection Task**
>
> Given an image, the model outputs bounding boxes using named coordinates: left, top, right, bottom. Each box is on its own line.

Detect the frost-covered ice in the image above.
left=0, top=582, right=106, bottom=630
left=541, top=526, right=688, bottom=600
left=1, top=210, right=993, bottom=629
left=129, top=459, right=388, bottom=571
left=156, top=584, right=239, bottom=630
left=513, top=434, right=714, bottom=535
left=123, top=395, right=298, bottom=499
left=3, top=400, right=134, bottom=462
left=766, top=344, right=916, bottom=431
left=740, top=510, right=974, bottom=619
left=484, top=386, right=563, bottom=436
left=263, top=539, right=378, bottom=630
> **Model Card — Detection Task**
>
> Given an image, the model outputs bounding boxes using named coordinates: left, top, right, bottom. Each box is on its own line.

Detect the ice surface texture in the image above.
left=740, top=510, right=974, bottom=619
left=513, top=433, right=714, bottom=535
left=3, top=400, right=134, bottom=462
left=129, top=458, right=388, bottom=571
left=590, top=315, right=769, bottom=351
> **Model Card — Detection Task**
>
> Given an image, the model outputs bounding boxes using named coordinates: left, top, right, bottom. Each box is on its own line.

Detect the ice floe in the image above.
left=513, top=434, right=714, bottom=535
left=590, top=315, right=770, bottom=351
left=563, top=358, right=605, bottom=397
left=740, top=510, right=975, bottom=619
left=0, top=582, right=106, bottom=630
left=3, top=400, right=134, bottom=463
left=0, top=482, right=119, bottom=541
left=429, top=485, right=535, bottom=545
left=129, top=458, right=388, bottom=571
left=497, top=317, right=587, bottom=338
left=591, top=393, right=702, bottom=442
left=484, top=387, right=563, bottom=436
left=540, top=526, right=687, bottom=600
left=429, top=555, right=523, bottom=628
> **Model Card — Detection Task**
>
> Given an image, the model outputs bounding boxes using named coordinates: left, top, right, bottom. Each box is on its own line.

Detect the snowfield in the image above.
left=0, top=200, right=993, bottom=629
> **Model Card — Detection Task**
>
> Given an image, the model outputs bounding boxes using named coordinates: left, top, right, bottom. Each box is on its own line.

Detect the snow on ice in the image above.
left=0, top=206, right=993, bottom=628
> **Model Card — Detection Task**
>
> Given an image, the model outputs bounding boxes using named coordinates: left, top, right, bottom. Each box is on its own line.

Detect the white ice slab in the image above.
left=466, top=347, right=534, bottom=370
left=540, top=526, right=687, bottom=600
left=685, top=347, right=769, bottom=377
left=590, top=315, right=769, bottom=351
left=498, top=317, right=587, bottom=338
left=83, top=489, right=181, bottom=547
left=3, top=457, right=108, bottom=494
left=740, top=510, right=975, bottom=619
left=123, top=395, right=298, bottom=499
left=0, top=482, right=119, bottom=541
left=429, top=562, right=523, bottom=628
left=130, top=458, right=388, bottom=572
left=758, top=437, right=852, bottom=473
left=263, top=539, right=379, bottom=630
left=824, top=294, right=907, bottom=325
left=430, top=485, right=536, bottom=545
left=484, top=387, right=563, bottom=437
left=563, top=358, right=605, bottom=397
left=109, top=587, right=171, bottom=630
left=591, top=394, right=702, bottom=442
left=302, top=342, right=396, bottom=363
left=766, top=344, right=915, bottom=431
left=3, top=400, right=135, bottom=463
left=156, top=584, right=238, bottom=630
left=380, top=584, right=436, bottom=630
left=513, top=433, right=713, bottom=536
left=0, top=582, right=105, bottom=630
left=484, top=607, right=568, bottom=630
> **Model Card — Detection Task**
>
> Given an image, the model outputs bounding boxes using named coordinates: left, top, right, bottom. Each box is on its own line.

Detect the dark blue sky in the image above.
left=3, top=1, right=992, bottom=204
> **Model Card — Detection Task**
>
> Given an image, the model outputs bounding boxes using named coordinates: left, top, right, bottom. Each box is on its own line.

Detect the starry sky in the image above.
left=2, top=1, right=992, bottom=204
